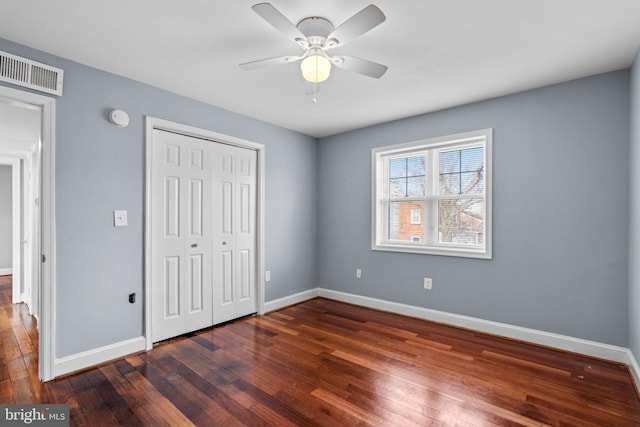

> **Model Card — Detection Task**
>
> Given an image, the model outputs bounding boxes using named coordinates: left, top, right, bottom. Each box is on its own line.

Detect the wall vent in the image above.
left=0, top=50, right=63, bottom=96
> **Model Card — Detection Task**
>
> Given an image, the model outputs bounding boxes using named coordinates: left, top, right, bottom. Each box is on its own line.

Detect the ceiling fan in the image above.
left=239, top=3, right=388, bottom=88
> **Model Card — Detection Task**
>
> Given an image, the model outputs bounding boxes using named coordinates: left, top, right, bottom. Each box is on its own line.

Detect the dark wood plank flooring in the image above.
left=2, top=275, right=640, bottom=426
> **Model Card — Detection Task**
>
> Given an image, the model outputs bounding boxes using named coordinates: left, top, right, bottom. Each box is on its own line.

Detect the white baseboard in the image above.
left=318, top=288, right=632, bottom=364
left=54, top=336, right=146, bottom=378
left=0, top=268, right=12, bottom=276
left=264, top=288, right=318, bottom=313
left=628, top=349, right=640, bottom=392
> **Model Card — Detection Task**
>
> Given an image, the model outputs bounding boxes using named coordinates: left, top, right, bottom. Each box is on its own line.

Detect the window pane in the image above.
left=407, top=156, right=425, bottom=176
left=390, top=177, right=407, bottom=197
left=438, top=198, right=484, bottom=245
left=407, top=176, right=425, bottom=197
left=389, top=201, right=424, bottom=242
left=389, top=157, right=407, bottom=178
left=461, top=147, right=484, bottom=172
left=439, top=147, right=484, bottom=195
left=389, top=155, right=425, bottom=198
left=461, top=171, right=484, bottom=194
left=439, top=150, right=460, bottom=174
left=439, top=172, right=460, bottom=195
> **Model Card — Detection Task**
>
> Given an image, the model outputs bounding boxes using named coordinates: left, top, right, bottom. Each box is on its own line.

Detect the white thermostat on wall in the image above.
left=109, top=109, right=130, bottom=127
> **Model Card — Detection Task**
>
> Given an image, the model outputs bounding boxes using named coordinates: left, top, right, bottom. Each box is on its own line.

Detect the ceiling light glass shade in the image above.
left=300, top=54, right=331, bottom=83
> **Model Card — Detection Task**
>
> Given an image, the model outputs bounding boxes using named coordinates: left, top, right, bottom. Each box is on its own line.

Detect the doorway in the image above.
left=0, top=97, right=39, bottom=314
left=144, top=117, right=265, bottom=349
left=0, top=157, right=26, bottom=306
left=0, top=85, right=56, bottom=381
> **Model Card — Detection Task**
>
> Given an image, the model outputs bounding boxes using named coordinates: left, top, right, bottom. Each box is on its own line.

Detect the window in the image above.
left=410, top=208, right=421, bottom=224
left=372, top=129, right=492, bottom=259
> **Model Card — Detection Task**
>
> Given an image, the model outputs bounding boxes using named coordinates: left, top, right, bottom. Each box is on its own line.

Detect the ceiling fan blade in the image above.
left=239, top=55, right=301, bottom=70
left=332, top=55, right=388, bottom=79
left=252, top=3, right=306, bottom=43
left=239, top=56, right=290, bottom=71
left=326, top=5, right=386, bottom=48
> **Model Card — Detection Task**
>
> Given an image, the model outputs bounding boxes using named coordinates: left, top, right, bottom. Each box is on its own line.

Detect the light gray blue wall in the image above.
left=0, top=39, right=318, bottom=358
left=0, top=165, right=11, bottom=269
left=318, top=71, right=630, bottom=346
left=630, top=49, right=640, bottom=359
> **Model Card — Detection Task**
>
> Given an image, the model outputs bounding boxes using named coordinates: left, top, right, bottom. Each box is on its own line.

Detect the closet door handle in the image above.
left=190, top=243, right=198, bottom=248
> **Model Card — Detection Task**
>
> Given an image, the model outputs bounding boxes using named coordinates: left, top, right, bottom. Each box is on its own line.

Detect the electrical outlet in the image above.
left=423, top=278, right=432, bottom=290
left=356, top=268, right=362, bottom=279
left=265, top=271, right=271, bottom=282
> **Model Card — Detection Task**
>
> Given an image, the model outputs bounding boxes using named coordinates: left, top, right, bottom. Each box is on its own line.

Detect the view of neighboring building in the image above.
left=389, top=146, right=485, bottom=246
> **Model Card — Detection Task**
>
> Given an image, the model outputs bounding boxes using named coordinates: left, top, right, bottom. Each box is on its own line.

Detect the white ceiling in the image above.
left=1, top=0, right=640, bottom=138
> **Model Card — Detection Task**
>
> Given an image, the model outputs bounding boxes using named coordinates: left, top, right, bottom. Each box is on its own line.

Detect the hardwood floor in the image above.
left=2, top=275, right=640, bottom=426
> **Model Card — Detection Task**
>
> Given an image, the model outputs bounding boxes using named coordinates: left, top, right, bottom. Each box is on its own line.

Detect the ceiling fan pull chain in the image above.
left=313, top=59, right=318, bottom=103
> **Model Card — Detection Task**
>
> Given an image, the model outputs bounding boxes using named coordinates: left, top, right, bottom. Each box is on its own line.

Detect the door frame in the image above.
left=0, top=85, right=56, bottom=382
left=144, top=116, right=265, bottom=350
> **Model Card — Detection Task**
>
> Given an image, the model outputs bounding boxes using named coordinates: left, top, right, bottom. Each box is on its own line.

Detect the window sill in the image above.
left=372, top=242, right=492, bottom=259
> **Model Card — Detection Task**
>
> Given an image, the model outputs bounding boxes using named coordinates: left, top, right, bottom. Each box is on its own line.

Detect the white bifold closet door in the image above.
left=151, top=129, right=257, bottom=343
left=211, top=142, right=257, bottom=325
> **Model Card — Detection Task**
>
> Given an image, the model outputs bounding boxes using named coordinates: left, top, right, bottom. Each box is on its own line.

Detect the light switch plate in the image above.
left=114, top=210, right=128, bottom=227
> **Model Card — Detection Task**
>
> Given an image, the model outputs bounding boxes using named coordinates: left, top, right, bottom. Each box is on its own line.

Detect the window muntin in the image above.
left=372, top=129, right=492, bottom=259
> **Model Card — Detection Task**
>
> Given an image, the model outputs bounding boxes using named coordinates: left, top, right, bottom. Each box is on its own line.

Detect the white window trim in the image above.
left=371, top=129, right=492, bottom=259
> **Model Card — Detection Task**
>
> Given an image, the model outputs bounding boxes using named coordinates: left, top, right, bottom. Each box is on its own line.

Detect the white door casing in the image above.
left=0, top=86, right=55, bottom=382
left=146, top=117, right=264, bottom=347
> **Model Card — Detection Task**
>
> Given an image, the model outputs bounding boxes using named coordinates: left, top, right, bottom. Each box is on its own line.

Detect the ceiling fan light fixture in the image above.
left=301, top=54, right=331, bottom=83
left=242, top=3, right=387, bottom=88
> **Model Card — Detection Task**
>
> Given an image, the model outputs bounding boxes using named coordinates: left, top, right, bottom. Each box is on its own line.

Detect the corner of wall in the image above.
left=629, top=47, right=640, bottom=366
left=628, top=349, right=640, bottom=398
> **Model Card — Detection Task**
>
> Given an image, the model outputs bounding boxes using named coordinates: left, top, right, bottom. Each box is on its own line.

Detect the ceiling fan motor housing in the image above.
left=297, top=17, right=334, bottom=45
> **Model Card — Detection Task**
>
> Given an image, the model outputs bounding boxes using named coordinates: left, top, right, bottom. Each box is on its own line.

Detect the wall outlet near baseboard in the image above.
left=424, top=278, right=432, bottom=290
left=356, top=268, right=362, bottom=279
